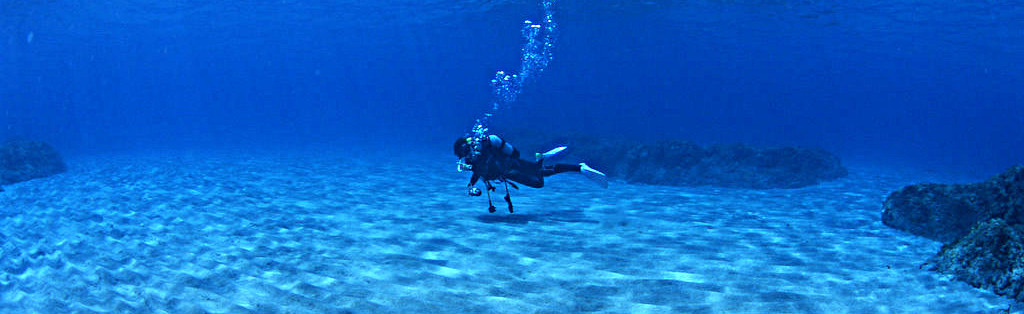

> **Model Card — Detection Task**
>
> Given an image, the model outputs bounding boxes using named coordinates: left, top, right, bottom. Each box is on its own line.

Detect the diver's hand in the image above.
left=468, top=187, right=482, bottom=197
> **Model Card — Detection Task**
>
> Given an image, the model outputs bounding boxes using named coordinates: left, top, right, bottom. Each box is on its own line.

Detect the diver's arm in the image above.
left=467, top=173, right=482, bottom=196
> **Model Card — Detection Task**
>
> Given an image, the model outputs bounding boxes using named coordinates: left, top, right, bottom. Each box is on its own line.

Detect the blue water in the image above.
left=3, top=1, right=1023, bottom=177
left=3, top=1, right=1024, bottom=311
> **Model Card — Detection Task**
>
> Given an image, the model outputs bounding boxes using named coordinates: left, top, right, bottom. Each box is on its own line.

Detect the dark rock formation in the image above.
left=505, top=134, right=847, bottom=189
left=0, top=140, right=67, bottom=185
left=881, top=165, right=1024, bottom=243
left=883, top=165, right=1024, bottom=302
left=928, top=219, right=1024, bottom=302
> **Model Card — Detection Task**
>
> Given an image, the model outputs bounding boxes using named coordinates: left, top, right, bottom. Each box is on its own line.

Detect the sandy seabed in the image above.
left=0, top=149, right=1019, bottom=313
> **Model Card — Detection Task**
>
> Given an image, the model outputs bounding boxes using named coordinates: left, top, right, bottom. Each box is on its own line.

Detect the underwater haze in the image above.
left=2, top=0, right=1022, bottom=177
left=4, top=1, right=1024, bottom=313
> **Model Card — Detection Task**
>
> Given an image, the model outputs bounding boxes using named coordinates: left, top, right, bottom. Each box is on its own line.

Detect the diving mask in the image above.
left=456, top=159, right=473, bottom=172
left=456, top=136, right=484, bottom=172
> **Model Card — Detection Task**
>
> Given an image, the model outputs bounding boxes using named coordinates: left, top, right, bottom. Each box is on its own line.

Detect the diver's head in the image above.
left=454, top=137, right=471, bottom=158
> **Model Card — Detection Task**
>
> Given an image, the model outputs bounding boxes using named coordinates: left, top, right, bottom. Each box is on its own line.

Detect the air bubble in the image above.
left=469, top=0, right=558, bottom=139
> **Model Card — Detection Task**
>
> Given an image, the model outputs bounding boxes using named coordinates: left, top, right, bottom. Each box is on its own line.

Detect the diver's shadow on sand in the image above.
left=474, top=214, right=542, bottom=224
left=474, top=210, right=599, bottom=225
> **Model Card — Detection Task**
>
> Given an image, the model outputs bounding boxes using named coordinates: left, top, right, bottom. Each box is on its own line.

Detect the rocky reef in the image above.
left=882, top=165, right=1024, bottom=302
left=0, top=139, right=67, bottom=186
left=927, top=219, right=1024, bottom=302
left=882, top=165, right=1024, bottom=243
left=506, top=134, right=847, bottom=189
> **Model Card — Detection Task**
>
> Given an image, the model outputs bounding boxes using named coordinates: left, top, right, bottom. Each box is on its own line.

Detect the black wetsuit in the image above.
left=465, top=135, right=579, bottom=190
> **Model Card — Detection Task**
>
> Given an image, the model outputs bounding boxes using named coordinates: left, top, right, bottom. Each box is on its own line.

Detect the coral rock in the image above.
left=0, top=140, right=67, bottom=185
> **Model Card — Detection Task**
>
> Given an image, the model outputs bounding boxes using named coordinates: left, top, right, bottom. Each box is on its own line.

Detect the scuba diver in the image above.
left=454, top=134, right=608, bottom=213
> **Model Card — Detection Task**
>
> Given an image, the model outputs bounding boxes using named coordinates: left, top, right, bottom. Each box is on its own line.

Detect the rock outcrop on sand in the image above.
left=0, top=140, right=67, bottom=186
left=927, top=219, right=1024, bottom=302
left=882, top=165, right=1024, bottom=243
left=509, top=135, right=847, bottom=189
left=883, top=165, right=1024, bottom=302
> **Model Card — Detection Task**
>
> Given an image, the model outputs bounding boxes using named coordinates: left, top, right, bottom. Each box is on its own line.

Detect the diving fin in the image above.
left=580, top=163, right=608, bottom=189
left=536, top=146, right=568, bottom=161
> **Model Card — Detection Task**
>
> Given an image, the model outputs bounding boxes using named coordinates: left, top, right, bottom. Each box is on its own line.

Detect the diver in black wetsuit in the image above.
left=454, top=134, right=608, bottom=213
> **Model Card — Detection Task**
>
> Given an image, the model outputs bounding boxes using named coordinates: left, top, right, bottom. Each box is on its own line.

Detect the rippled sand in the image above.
left=0, top=149, right=1017, bottom=313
